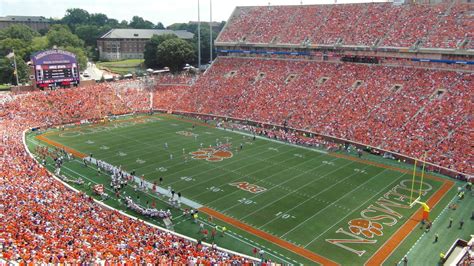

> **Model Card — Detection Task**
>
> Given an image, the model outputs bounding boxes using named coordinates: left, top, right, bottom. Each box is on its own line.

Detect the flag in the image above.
left=6, top=52, right=14, bottom=59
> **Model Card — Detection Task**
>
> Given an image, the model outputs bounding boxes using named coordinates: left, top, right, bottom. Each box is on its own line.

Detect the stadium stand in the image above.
left=153, top=72, right=197, bottom=85
left=1, top=58, right=471, bottom=265
left=154, top=57, right=473, bottom=175
left=1, top=1, right=472, bottom=263
left=0, top=84, right=251, bottom=264
left=217, top=2, right=473, bottom=49
left=153, top=85, right=191, bottom=111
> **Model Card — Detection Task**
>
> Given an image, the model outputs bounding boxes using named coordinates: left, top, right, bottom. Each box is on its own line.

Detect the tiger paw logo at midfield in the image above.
left=176, top=131, right=197, bottom=137
left=348, top=218, right=383, bottom=238
left=190, top=147, right=233, bottom=162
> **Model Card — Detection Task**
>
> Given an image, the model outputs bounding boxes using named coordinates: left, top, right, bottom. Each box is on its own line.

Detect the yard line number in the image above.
left=207, top=186, right=223, bottom=192
left=238, top=197, right=257, bottom=205
left=275, top=211, right=296, bottom=219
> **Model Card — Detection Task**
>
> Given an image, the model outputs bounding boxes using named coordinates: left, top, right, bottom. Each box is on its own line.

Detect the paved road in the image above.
left=82, top=62, right=104, bottom=81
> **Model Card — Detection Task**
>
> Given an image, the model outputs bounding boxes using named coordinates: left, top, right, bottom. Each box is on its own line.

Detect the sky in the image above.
left=0, top=0, right=388, bottom=27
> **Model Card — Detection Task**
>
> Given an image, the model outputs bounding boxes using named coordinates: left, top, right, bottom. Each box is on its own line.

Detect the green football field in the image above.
left=31, top=114, right=457, bottom=265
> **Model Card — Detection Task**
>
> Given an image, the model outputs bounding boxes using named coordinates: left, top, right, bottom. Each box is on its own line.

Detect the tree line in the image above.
left=0, top=8, right=225, bottom=85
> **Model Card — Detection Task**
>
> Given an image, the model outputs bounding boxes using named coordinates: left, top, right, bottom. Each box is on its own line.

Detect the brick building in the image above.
left=0, top=16, right=51, bottom=31
left=97, top=29, right=194, bottom=61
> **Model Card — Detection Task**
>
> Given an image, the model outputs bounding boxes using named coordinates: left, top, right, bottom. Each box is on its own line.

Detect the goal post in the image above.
left=418, top=152, right=428, bottom=198
left=409, top=196, right=421, bottom=208
left=408, top=152, right=428, bottom=207
left=409, top=159, right=418, bottom=206
left=408, top=152, right=431, bottom=221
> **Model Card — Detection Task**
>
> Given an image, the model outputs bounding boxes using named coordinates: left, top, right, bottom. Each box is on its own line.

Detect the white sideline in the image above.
left=22, top=130, right=260, bottom=263
left=85, top=156, right=203, bottom=209
left=216, top=127, right=328, bottom=154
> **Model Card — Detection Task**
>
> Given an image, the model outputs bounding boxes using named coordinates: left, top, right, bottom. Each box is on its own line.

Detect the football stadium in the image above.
left=1, top=0, right=473, bottom=265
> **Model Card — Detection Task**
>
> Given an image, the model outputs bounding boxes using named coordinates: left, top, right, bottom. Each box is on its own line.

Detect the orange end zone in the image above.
left=36, top=134, right=87, bottom=159
left=199, top=206, right=339, bottom=266
left=365, top=180, right=454, bottom=265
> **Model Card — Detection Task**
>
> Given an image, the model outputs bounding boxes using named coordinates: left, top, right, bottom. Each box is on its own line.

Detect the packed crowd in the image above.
left=153, top=72, right=197, bottom=85
left=0, top=84, right=251, bottom=264
left=153, top=85, right=191, bottom=111
left=223, top=122, right=339, bottom=151
left=1, top=52, right=472, bottom=262
left=154, top=57, right=473, bottom=174
left=217, top=2, right=473, bottom=49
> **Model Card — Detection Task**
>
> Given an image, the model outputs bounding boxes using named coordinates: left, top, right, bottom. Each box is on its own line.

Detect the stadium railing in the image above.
left=160, top=109, right=470, bottom=181
left=22, top=128, right=260, bottom=264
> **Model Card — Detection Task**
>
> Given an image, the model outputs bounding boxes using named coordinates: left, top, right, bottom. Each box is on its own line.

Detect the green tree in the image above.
left=90, top=13, right=108, bottom=25
left=0, top=24, right=39, bottom=42
left=156, top=38, right=195, bottom=72
left=129, top=16, right=154, bottom=29
left=166, top=21, right=225, bottom=65
left=62, top=46, right=87, bottom=69
left=166, top=23, right=188, bottom=31
left=119, top=20, right=129, bottom=28
left=38, top=28, right=49, bottom=36
left=144, top=34, right=178, bottom=68
left=0, top=56, right=29, bottom=85
left=62, top=8, right=90, bottom=31
left=0, top=57, right=14, bottom=84
left=155, top=22, right=165, bottom=29
left=107, top=18, right=120, bottom=28
left=46, top=25, right=84, bottom=48
left=15, top=57, right=30, bottom=84
left=0, top=38, right=30, bottom=61
left=30, top=36, right=49, bottom=54
left=75, top=25, right=101, bottom=46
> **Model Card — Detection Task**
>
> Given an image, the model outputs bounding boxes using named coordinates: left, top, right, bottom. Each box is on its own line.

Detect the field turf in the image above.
left=97, top=59, right=145, bottom=75
left=33, top=114, right=455, bottom=265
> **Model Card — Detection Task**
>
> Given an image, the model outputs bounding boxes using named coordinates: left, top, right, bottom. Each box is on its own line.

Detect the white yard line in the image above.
left=151, top=139, right=295, bottom=188
left=30, top=135, right=297, bottom=264
left=47, top=121, right=279, bottom=182
left=303, top=172, right=407, bottom=248
left=241, top=160, right=361, bottom=223
left=25, top=134, right=260, bottom=263
left=196, top=218, right=297, bottom=265
left=53, top=115, right=218, bottom=159
left=177, top=146, right=312, bottom=198
left=81, top=123, right=275, bottom=175
left=31, top=135, right=199, bottom=209
left=137, top=140, right=276, bottom=178
left=86, top=125, right=217, bottom=159
left=217, top=127, right=327, bottom=154
left=278, top=164, right=376, bottom=238
left=84, top=157, right=204, bottom=209
left=60, top=166, right=168, bottom=227
left=146, top=138, right=316, bottom=183
left=398, top=193, right=458, bottom=265
left=218, top=156, right=345, bottom=213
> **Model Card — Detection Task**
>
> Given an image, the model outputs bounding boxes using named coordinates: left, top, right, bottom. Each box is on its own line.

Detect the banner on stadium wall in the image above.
left=217, top=49, right=310, bottom=56
left=217, top=49, right=473, bottom=65
left=411, top=58, right=474, bottom=65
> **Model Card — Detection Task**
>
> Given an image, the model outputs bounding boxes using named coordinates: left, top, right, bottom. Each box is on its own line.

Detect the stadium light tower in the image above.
left=197, top=0, right=201, bottom=69
left=210, top=0, right=213, bottom=64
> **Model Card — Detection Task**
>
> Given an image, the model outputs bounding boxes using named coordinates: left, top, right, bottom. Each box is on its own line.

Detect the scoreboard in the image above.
left=31, top=49, right=80, bottom=88
left=43, top=64, right=74, bottom=80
